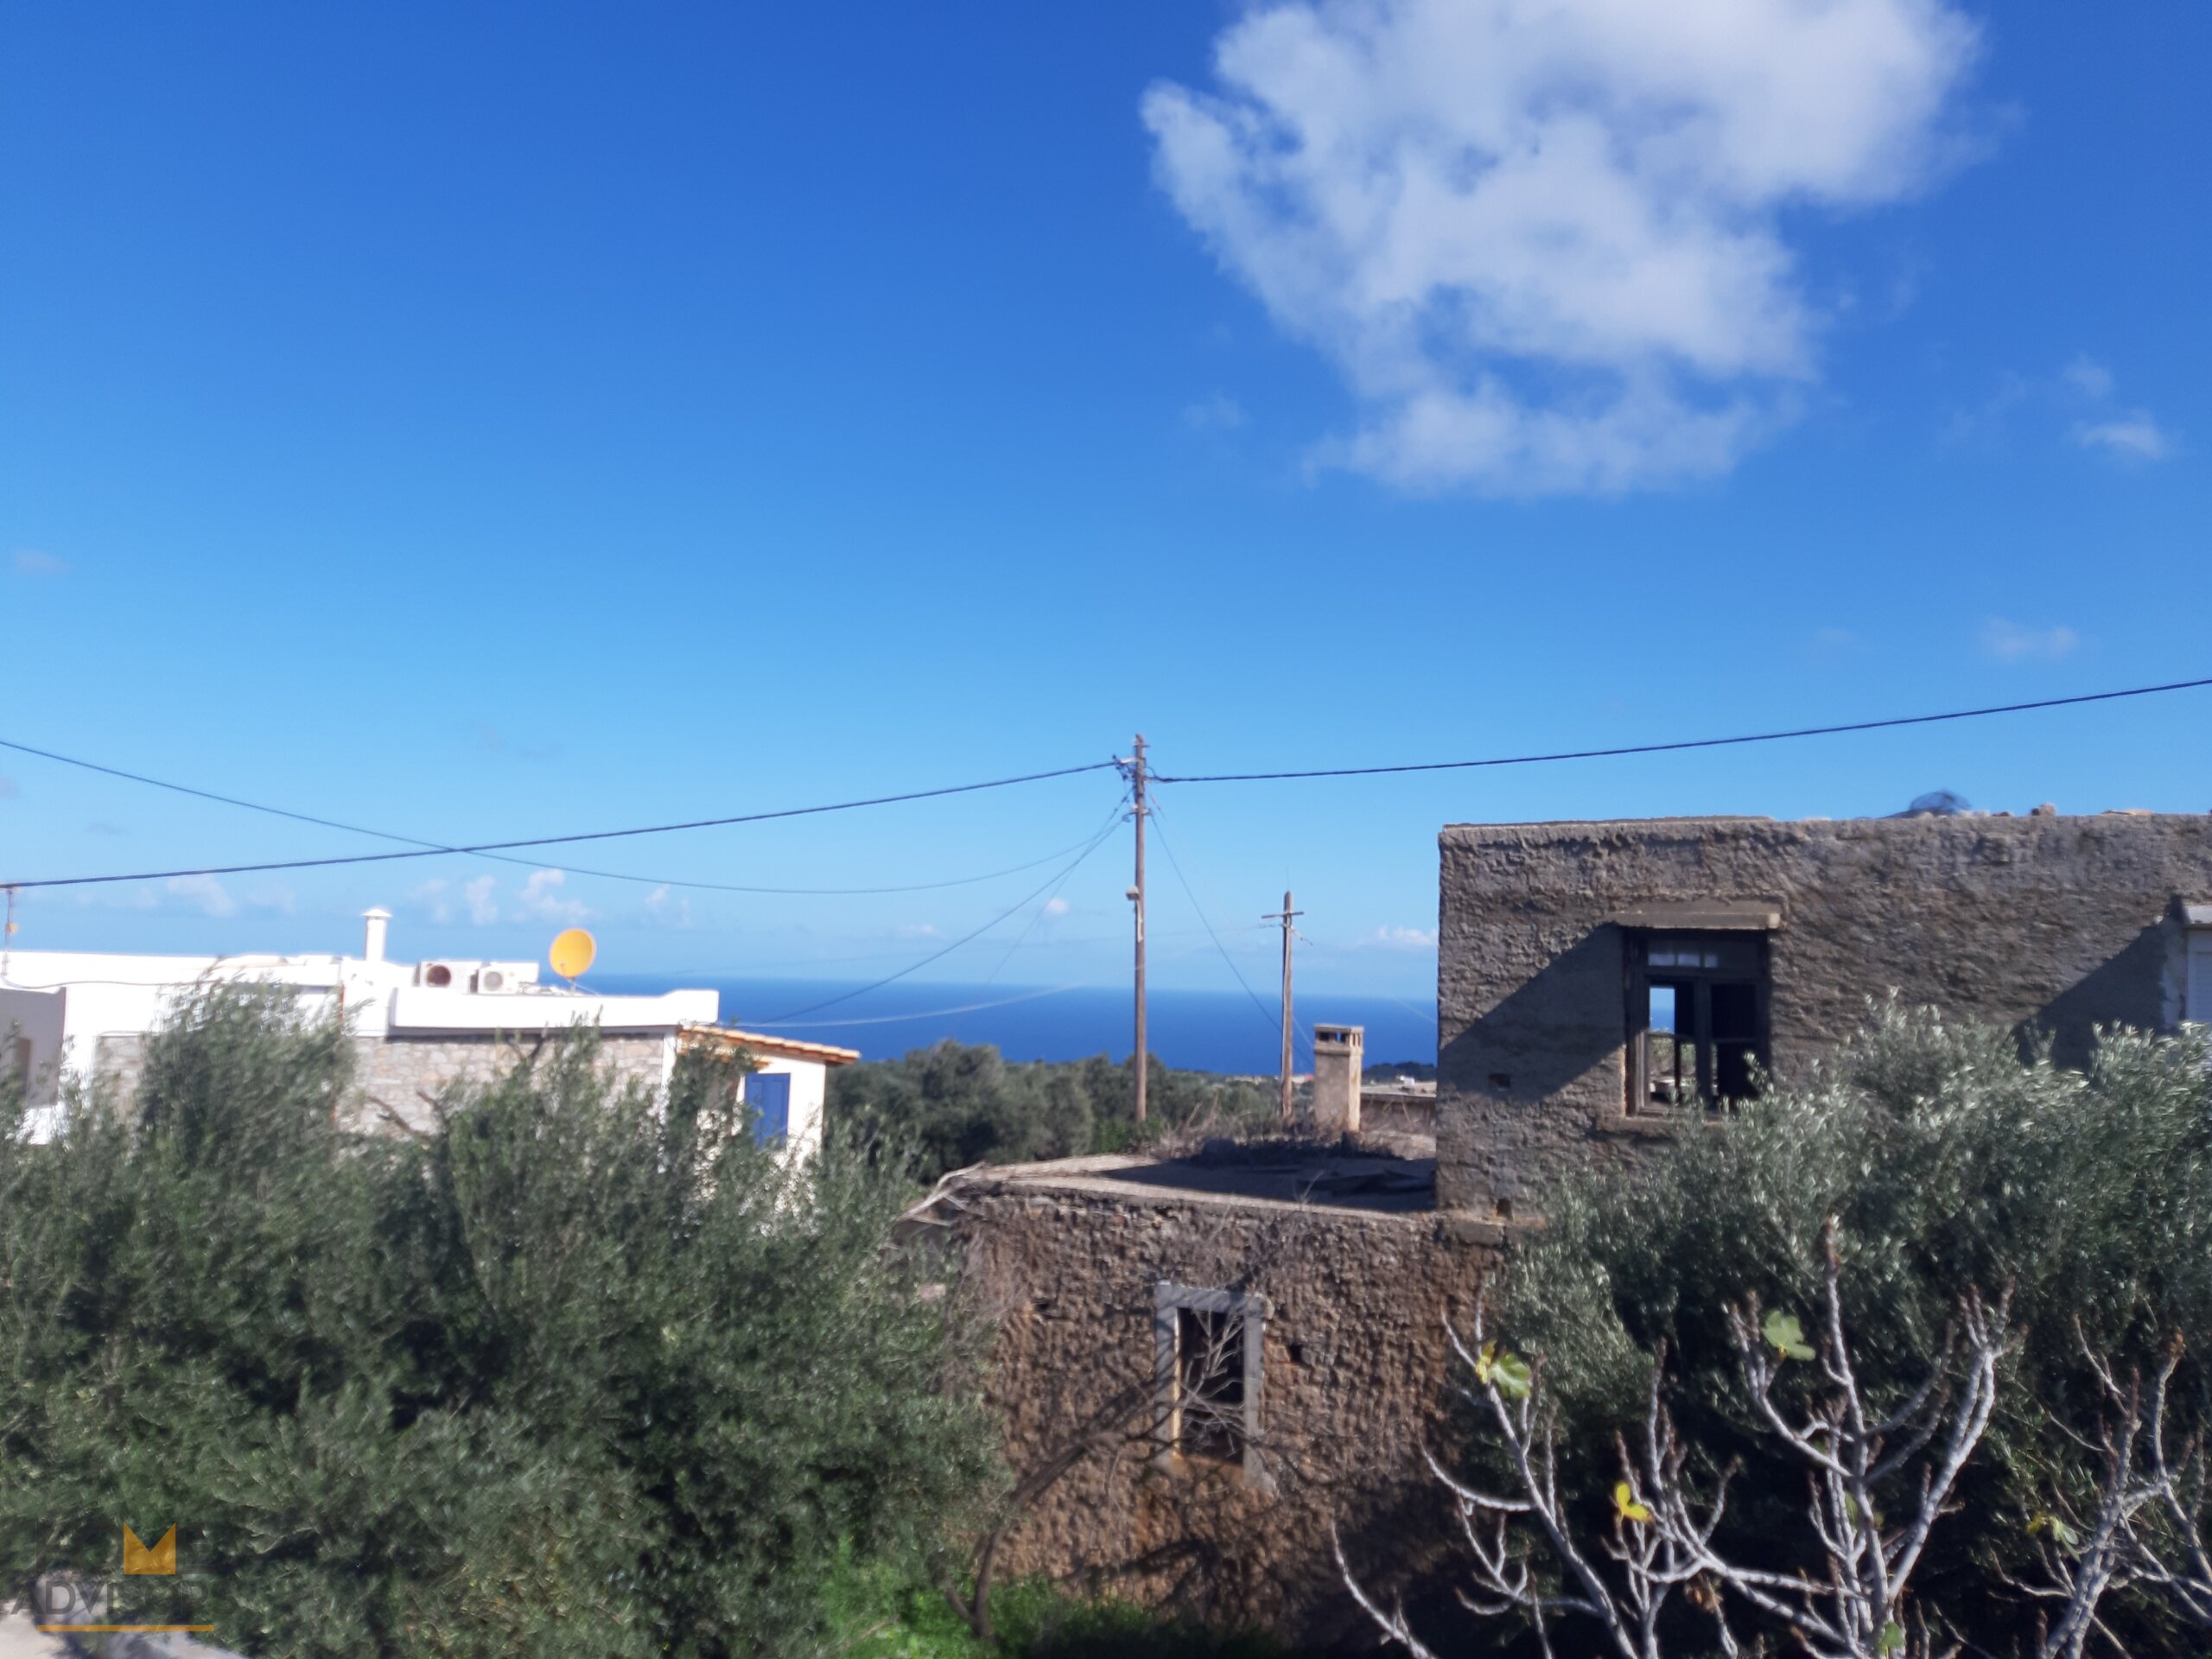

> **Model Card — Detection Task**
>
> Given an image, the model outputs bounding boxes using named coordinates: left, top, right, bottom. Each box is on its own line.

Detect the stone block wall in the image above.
left=946, top=1173, right=1497, bottom=1639
left=1437, top=812, right=2212, bottom=1214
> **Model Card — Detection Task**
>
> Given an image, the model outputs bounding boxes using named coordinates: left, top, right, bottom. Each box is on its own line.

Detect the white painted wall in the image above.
left=744, top=1053, right=830, bottom=1165
left=2, top=943, right=720, bottom=1140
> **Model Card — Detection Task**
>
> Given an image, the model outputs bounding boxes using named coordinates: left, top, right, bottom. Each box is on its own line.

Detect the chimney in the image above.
left=1310, top=1024, right=1363, bottom=1136
left=361, top=907, right=391, bottom=963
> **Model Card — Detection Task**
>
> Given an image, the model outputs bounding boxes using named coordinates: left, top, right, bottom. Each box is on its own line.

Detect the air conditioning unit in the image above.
left=473, top=962, right=538, bottom=994
left=417, top=960, right=481, bottom=989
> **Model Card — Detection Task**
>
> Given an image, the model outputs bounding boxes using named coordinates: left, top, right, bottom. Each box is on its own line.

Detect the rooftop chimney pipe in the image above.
left=362, top=907, right=391, bottom=963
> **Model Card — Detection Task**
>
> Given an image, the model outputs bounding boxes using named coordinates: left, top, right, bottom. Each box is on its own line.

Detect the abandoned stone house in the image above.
left=1438, top=810, right=2212, bottom=1217
left=927, top=809, right=2212, bottom=1640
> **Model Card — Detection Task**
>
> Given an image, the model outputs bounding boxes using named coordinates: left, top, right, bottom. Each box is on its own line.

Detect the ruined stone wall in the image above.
left=1437, top=812, right=2212, bottom=1213
left=950, top=1177, right=1497, bottom=1639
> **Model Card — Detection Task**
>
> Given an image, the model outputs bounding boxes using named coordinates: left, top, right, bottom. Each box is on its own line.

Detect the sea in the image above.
left=594, top=974, right=1437, bottom=1075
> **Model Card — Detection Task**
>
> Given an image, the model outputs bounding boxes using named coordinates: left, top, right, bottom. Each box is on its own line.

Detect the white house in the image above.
left=0, top=909, right=855, bottom=1154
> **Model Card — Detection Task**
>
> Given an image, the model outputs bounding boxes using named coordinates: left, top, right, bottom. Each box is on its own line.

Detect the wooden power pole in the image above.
left=1263, top=890, right=1301, bottom=1128
left=1127, top=734, right=1149, bottom=1125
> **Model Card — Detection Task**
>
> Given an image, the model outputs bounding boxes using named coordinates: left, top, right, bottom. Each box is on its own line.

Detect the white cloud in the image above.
left=464, top=874, right=499, bottom=926
left=2061, top=354, right=2113, bottom=401
left=2073, top=414, right=2174, bottom=462
left=1182, top=391, right=1248, bottom=431
left=644, top=884, right=694, bottom=928
left=0, top=774, right=16, bottom=799
left=11, top=548, right=67, bottom=576
left=1042, top=896, right=1072, bottom=918
left=894, top=923, right=944, bottom=941
left=412, top=878, right=454, bottom=925
left=166, top=874, right=237, bottom=918
left=1948, top=353, right=2175, bottom=461
left=1143, top=0, right=1980, bottom=494
left=1980, top=618, right=2079, bottom=663
left=1369, top=924, right=1438, bottom=950
left=517, top=868, right=588, bottom=924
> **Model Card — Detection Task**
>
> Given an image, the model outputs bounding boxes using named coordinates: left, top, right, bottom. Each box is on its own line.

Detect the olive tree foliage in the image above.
left=0, top=988, right=993, bottom=1659
left=1405, top=1006, right=2212, bottom=1655
left=830, top=1041, right=1274, bottom=1181
left=1342, top=1229, right=2016, bottom=1659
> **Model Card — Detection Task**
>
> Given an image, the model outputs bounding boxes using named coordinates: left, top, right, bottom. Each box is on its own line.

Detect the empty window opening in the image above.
left=1630, top=932, right=1769, bottom=1114
left=1154, top=1283, right=1267, bottom=1478
left=1176, top=1307, right=1246, bottom=1461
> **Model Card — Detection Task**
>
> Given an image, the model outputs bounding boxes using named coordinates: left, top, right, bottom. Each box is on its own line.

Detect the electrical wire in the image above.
left=757, top=798, right=1130, bottom=1023
left=1149, top=675, right=2212, bottom=783
left=1, top=758, right=1121, bottom=891
left=0, top=730, right=1122, bottom=896
left=734, top=937, right=1232, bottom=1031
left=740, top=978, right=1101, bottom=1030
left=1143, top=795, right=1291, bottom=1046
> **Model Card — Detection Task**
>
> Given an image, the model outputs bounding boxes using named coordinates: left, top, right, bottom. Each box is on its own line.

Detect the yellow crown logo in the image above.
left=123, top=1525, right=177, bottom=1576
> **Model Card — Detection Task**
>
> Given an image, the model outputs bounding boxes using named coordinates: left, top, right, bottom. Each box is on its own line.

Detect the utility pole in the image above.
left=1125, top=735, right=1149, bottom=1124
left=1263, top=891, right=1302, bottom=1128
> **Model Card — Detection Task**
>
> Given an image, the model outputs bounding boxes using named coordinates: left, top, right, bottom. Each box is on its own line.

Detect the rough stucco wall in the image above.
left=1436, top=812, right=2212, bottom=1213
left=89, top=1032, right=669, bottom=1131
left=354, top=1033, right=669, bottom=1131
left=951, top=1179, right=1496, bottom=1638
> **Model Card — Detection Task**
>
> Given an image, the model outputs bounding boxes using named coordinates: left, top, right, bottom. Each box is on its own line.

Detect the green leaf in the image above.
left=1613, top=1481, right=1653, bottom=1524
left=1490, top=1349, right=1533, bottom=1400
left=1763, top=1309, right=1816, bottom=1362
left=1878, top=1619, right=1906, bottom=1656
left=2028, top=1512, right=2082, bottom=1549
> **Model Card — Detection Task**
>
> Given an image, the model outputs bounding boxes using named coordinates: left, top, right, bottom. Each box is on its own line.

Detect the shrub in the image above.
left=1488, top=1004, right=2212, bottom=1653
left=0, top=987, right=991, bottom=1657
left=829, top=1044, right=1274, bottom=1181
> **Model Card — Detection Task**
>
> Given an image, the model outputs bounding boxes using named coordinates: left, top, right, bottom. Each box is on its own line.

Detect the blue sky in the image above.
left=2, top=2, right=2206, bottom=1004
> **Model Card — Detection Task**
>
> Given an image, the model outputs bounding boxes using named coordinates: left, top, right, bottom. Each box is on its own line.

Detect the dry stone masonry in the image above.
left=1437, top=810, right=2212, bottom=1215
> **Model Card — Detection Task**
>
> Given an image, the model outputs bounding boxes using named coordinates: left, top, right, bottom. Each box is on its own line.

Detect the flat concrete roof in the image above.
left=1441, top=810, right=2205, bottom=836
left=976, top=1143, right=1436, bottom=1216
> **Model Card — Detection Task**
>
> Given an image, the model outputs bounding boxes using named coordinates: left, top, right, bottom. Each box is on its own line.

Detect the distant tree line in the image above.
left=828, top=1043, right=1278, bottom=1181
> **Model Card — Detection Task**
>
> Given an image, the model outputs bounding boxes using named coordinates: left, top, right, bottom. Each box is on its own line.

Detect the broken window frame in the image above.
left=1624, top=930, right=1770, bottom=1116
left=1153, top=1282, right=1268, bottom=1481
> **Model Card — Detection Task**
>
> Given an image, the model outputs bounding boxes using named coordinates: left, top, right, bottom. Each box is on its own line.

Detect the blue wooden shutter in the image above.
left=746, top=1071, right=791, bottom=1145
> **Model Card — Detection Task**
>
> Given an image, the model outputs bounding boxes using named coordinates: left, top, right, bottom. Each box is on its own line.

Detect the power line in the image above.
left=732, top=936, right=1234, bottom=1031
left=756, top=798, right=1129, bottom=1023
left=741, top=978, right=1102, bottom=1031
left=1143, top=797, right=1285, bottom=1046
left=1, top=758, right=1121, bottom=891
left=0, top=734, right=1116, bottom=898
left=1149, top=675, right=2212, bottom=784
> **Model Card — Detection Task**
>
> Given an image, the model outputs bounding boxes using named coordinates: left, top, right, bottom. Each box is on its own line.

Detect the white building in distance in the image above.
left=0, top=908, right=854, bottom=1153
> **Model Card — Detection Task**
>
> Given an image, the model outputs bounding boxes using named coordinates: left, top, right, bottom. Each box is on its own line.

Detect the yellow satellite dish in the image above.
left=549, top=928, right=597, bottom=982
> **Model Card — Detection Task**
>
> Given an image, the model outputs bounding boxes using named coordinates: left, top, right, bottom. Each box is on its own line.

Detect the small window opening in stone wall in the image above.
left=1628, top=932, right=1770, bottom=1115
left=1154, top=1283, right=1268, bottom=1480
left=1176, top=1306, right=1245, bottom=1461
